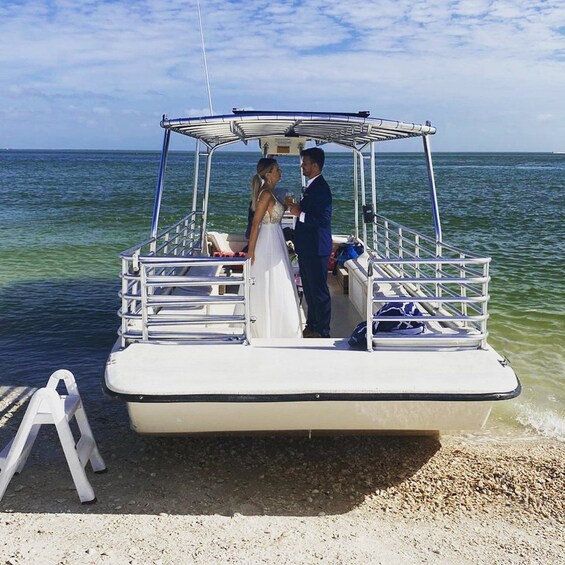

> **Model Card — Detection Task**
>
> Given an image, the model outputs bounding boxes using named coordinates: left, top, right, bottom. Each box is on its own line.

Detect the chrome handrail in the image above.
left=119, top=254, right=251, bottom=347
left=120, top=211, right=202, bottom=260
left=118, top=212, right=491, bottom=351
left=374, top=214, right=486, bottom=259
left=363, top=215, right=491, bottom=351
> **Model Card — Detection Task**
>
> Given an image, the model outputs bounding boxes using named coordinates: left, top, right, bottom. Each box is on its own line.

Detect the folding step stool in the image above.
left=0, top=369, right=106, bottom=504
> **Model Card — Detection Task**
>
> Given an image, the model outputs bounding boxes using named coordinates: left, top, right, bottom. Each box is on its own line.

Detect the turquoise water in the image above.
left=0, top=150, right=563, bottom=440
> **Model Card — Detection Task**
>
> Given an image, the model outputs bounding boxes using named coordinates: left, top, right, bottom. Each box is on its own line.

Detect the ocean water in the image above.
left=0, top=150, right=563, bottom=441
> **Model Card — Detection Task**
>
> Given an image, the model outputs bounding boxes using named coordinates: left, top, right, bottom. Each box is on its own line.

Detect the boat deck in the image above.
left=106, top=337, right=518, bottom=400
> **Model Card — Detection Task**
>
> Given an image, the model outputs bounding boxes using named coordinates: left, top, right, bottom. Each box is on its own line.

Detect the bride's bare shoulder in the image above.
left=258, top=189, right=275, bottom=201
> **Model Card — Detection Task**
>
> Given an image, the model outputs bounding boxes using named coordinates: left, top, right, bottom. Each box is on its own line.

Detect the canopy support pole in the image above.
left=150, top=128, right=171, bottom=247
left=358, top=150, right=367, bottom=244
left=370, top=141, right=377, bottom=248
left=200, top=145, right=217, bottom=250
left=353, top=150, right=359, bottom=239
left=189, top=140, right=201, bottom=250
left=423, top=133, right=442, bottom=242
left=192, top=140, right=201, bottom=214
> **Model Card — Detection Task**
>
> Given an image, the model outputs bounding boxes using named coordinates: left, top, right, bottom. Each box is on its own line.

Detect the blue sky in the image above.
left=1, top=0, right=564, bottom=151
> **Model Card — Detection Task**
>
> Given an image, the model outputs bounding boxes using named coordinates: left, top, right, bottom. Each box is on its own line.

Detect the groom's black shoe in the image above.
left=303, top=327, right=320, bottom=338
left=303, top=329, right=322, bottom=338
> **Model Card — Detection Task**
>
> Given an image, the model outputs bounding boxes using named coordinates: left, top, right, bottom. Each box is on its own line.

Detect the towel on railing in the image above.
left=212, top=251, right=247, bottom=258
left=348, top=301, right=425, bottom=348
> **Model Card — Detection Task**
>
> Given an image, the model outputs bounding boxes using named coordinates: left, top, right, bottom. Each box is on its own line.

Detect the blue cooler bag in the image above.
left=348, top=301, right=425, bottom=348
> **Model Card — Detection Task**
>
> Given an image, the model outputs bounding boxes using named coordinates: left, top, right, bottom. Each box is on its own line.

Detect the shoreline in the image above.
left=1, top=391, right=563, bottom=563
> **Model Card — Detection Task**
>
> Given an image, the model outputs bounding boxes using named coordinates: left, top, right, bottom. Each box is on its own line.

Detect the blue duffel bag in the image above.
left=348, top=301, right=425, bottom=348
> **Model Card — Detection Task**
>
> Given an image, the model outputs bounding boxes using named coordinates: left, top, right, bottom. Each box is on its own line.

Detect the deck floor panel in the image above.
left=106, top=339, right=518, bottom=398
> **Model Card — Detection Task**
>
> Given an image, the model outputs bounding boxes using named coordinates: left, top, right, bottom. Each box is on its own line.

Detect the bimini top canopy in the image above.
left=161, top=110, right=436, bottom=149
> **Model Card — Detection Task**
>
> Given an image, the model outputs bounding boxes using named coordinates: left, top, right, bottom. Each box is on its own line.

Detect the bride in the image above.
left=247, top=158, right=302, bottom=339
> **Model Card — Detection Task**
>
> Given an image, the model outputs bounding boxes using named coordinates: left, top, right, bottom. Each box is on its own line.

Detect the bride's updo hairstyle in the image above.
left=251, top=157, right=278, bottom=211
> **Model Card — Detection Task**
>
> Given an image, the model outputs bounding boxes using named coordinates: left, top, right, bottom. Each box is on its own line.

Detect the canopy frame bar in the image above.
left=161, top=111, right=436, bottom=149
left=150, top=111, right=439, bottom=250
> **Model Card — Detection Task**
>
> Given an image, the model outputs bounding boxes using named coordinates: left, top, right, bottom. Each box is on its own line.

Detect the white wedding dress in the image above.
left=250, top=196, right=302, bottom=339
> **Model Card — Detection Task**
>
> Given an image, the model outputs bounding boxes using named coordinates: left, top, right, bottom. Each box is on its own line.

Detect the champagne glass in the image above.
left=284, top=190, right=295, bottom=208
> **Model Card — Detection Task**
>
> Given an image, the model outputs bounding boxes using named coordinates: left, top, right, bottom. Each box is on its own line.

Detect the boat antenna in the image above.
left=196, top=0, right=214, bottom=115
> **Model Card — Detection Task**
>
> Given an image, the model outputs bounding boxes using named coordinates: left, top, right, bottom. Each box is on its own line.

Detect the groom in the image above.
left=288, top=147, right=332, bottom=338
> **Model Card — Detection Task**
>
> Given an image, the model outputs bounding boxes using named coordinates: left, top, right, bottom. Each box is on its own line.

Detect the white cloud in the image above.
left=0, top=0, right=563, bottom=150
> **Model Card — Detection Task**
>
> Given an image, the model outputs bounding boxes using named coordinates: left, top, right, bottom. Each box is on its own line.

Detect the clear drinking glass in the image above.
left=284, top=190, right=295, bottom=208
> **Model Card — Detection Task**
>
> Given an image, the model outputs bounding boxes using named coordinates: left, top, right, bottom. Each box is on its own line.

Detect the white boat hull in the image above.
left=126, top=399, right=493, bottom=435
left=105, top=339, right=519, bottom=434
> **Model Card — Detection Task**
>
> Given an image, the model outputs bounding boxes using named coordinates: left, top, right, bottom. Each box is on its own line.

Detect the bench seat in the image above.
left=207, top=231, right=248, bottom=255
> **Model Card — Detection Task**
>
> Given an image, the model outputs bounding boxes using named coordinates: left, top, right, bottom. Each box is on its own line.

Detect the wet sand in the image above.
left=0, top=388, right=563, bottom=564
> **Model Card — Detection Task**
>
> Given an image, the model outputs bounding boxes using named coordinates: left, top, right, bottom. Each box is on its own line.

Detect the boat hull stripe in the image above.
left=102, top=381, right=521, bottom=404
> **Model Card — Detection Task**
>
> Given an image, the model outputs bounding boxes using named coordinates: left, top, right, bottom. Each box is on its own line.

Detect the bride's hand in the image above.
left=249, top=252, right=255, bottom=265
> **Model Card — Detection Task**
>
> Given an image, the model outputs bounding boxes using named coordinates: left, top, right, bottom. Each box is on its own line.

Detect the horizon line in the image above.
left=1, top=148, right=560, bottom=154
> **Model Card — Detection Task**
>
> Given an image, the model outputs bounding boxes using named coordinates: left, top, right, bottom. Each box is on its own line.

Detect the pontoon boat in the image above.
left=104, top=110, right=520, bottom=434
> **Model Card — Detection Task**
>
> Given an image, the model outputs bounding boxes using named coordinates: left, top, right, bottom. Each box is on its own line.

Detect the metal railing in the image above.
left=120, top=256, right=251, bottom=346
left=363, top=215, right=490, bottom=350
left=117, top=211, right=490, bottom=351
left=118, top=212, right=252, bottom=346
left=122, top=211, right=202, bottom=262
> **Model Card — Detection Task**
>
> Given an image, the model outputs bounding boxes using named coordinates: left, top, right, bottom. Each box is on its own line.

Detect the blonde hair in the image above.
left=251, top=158, right=278, bottom=211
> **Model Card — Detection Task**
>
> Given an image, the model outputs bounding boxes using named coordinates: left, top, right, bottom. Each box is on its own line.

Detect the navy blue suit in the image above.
left=293, top=175, right=332, bottom=337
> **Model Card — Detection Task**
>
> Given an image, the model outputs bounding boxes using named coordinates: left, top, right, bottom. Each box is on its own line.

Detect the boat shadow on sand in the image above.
left=1, top=412, right=440, bottom=516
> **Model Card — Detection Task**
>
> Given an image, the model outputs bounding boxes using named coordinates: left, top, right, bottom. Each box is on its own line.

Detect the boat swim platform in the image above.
left=105, top=339, right=519, bottom=401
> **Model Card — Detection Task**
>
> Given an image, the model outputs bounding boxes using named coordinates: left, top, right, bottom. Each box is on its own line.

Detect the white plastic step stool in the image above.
left=0, top=369, right=106, bottom=504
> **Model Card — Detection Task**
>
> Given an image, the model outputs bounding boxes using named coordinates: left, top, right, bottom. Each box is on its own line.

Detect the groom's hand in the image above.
left=288, top=202, right=301, bottom=217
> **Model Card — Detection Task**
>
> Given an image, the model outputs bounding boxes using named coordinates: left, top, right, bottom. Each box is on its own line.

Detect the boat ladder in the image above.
left=0, top=369, right=106, bottom=504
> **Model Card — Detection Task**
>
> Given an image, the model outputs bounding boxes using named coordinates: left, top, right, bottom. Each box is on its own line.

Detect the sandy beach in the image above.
left=1, top=388, right=563, bottom=564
